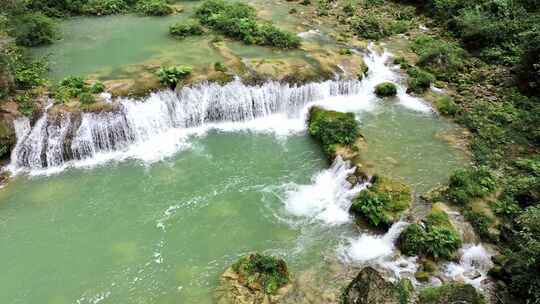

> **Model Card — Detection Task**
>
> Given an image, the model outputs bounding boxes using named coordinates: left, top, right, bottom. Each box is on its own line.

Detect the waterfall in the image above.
left=8, top=48, right=431, bottom=172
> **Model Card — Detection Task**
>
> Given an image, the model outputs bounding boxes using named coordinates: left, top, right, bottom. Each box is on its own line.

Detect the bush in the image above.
left=10, top=13, right=57, bottom=47
left=169, top=20, right=204, bottom=38
left=135, top=0, right=173, bottom=16
left=398, top=209, right=462, bottom=260
left=90, top=81, right=105, bottom=94
left=406, top=66, right=435, bottom=94
left=350, top=175, right=412, bottom=229
left=214, top=61, right=227, bottom=72
left=411, top=35, right=465, bottom=82
left=435, top=96, right=458, bottom=116
left=12, top=56, right=48, bottom=89
left=156, top=65, right=192, bottom=89
left=79, top=92, right=96, bottom=104
left=83, top=0, right=129, bottom=15
left=374, top=82, right=397, bottom=97
left=351, top=15, right=388, bottom=40
left=308, top=106, right=359, bottom=158
left=194, top=0, right=300, bottom=49
left=232, top=253, right=290, bottom=295
left=446, top=167, right=497, bottom=205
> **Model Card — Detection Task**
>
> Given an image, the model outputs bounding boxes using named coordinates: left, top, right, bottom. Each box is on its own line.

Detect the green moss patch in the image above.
left=307, top=106, right=359, bottom=159
left=374, top=82, right=398, bottom=97
left=350, top=175, right=412, bottom=229
left=232, top=253, right=290, bottom=295
left=419, top=283, right=485, bottom=304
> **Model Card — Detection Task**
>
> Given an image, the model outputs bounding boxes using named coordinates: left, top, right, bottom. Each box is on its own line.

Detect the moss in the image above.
left=419, top=283, right=485, bottom=304
left=350, top=175, right=412, bottom=229
left=415, top=271, right=430, bottom=282
left=231, top=253, right=290, bottom=295
left=398, top=208, right=462, bottom=260
left=374, top=82, right=398, bottom=97
left=308, top=106, right=359, bottom=159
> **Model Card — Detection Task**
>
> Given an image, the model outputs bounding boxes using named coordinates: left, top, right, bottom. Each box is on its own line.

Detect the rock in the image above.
left=415, top=271, right=430, bottom=282
left=418, top=283, right=485, bottom=304
left=341, top=267, right=401, bottom=304
left=0, top=112, right=16, bottom=161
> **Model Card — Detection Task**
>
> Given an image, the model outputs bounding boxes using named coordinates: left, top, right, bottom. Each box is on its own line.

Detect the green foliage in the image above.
left=10, top=13, right=57, bottom=47
left=156, top=65, right=192, bottom=89
left=351, top=15, right=388, bottom=40
left=169, top=20, right=204, bottom=39
left=79, top=92, right=96, bottom=104
left=90, top=81, right=105, bottom=94
left=374, top=82, right=398, bottom=97
left=435, top=96, right=458, bottom=116
left=14, top=92, right=36, bottom=116
left=419, top=283, right=485, bottom=304
left=350, top=175, right=412, bottom=229
left=307, top=106, right=359, bottom=158
left=406, top=66, right=435, bottom=94
left=232, top=253, right=290, bottom=295
left=411, top=35, right=465, bottom=82
left=134, top=0, right=173, bottom=16
left=83, top=0, right=129, bottom=15
left=398, top=209, right=461, bottom=260
left=446, top=167, right=496, bottom=205
left=195, top=0, right=300, bottom=49
left=214, top=61, right=227, bottom=72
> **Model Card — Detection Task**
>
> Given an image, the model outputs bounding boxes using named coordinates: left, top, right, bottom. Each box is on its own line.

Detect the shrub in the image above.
left=351, top=15, right=388, bottom=40
left=406, top=67, right=435, bottom=94
left=14, top=92, right=36, bottom=116
left=195, top=0, right=300, bottom=49
left=350, top=175, right=412, bottom=229
left=83, top=0, right=128, bottom=15
left=374, top=82, right=397, bottom=97
left=308, top=106, right=359, bottom=158
left=90, top=81, right=105, bottom=94
left=156, top=65, right=192, bottom=89
left=13, top=57, right=48, bottom=89
left=411, top=35, right=465, bottom=82
left=446, top=167, right=497, bottom=205
left=79, top=92, right=96, bottom=105
left=10, top=13, right=57, bottom=47
left=169, top=20, right=204, bottom=39
left=232, top=253, right=290, bottom=295
left=398, top=209, right=461, bottom=260
left=214, top=61, right=227, bottom=72
left=135, top=0, right=173, bottom=16
left=435, top=96, right=458, bottom=116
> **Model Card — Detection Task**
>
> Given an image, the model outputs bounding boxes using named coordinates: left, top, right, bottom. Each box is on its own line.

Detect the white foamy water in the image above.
left=443, top=244, right=493, bottom=289
left=283, top=157, right=367, bottom=225
left=7, top=47, right=431, bottom=175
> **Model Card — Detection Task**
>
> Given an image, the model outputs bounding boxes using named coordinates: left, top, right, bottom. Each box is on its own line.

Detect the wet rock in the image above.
left=0, top=112, right=16, bottom=161
left=341, top=267, right=401, bottom=304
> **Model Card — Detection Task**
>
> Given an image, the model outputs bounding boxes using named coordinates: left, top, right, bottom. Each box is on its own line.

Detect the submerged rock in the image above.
left=341, top=267, right=404, bottom=304
left=216, top=253, right=292, bottom=304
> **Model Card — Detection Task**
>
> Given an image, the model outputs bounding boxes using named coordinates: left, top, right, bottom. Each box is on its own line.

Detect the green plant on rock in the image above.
left=90, top=81, right=105, bottom=94
left=169, top=20, right=204, bottom=39
left=15, top=92, right=36, bottom=116
left=83, top=0, right=129, bottom=15
left=419, top=283, right=485, bottom=304
left=350, top=175, right=412, bottom=229
left=398, top=208, right=461, bottom=260
left=79, top=92, right=96, bottom=105
left=308, top=106, right=359, bottom=159
left=156, top=65, right=192, bottom=89
left=406, top=66, right=435, bottom=94
left=232, top=253, right=290, bottom=295
left=135, top=0, right=173, bottom=16
left=411, top=35, right=465, bottom=82
left=214, top=61, right=227, bottom=72
left=375, top=82, right=397, bottom=97
left=351, top=15, right=389, bottom=40
left=435, top=96, right=458, bottom=116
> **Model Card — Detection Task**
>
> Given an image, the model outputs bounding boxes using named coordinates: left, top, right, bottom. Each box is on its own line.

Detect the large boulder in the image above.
left=341, top=267, right=403, bottom=304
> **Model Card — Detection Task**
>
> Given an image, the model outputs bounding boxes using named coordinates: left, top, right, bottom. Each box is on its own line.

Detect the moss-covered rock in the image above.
left=0, top=114, right=16, bottom=160
left=398, top=207, right=462, bottom=260
left=375, top=82, right=398, bottom=97
left=216, top=253, right=291, bottom=304
left=341, top=267, right=402, bottom=304
left=349, top=175, right=412, bottom=229
left=308, top=106, right=360, bottom=159
left=418, top=283, right=485, bottom=304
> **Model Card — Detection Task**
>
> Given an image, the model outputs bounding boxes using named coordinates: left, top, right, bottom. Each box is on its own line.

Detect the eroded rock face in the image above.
left=342, top=267, right=401, bottom=304
left=216, top=267, right=293, bottom=304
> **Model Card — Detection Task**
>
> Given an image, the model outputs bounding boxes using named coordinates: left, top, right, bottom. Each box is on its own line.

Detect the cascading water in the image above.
left=8, top=47, right=431, bottom=174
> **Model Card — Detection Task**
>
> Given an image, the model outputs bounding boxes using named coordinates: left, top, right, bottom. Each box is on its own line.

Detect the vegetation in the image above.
left=435, top=96, right=458, bottom=117
left=9, top=13, right=58, bottom=47
left=83, top=0, right=129, bottom=15
left=307, top=106, right=359, bottom=158
left=195, top=0, right=301, bottom=49
left=406, top=67, right=434, bottom=94
left=419, top=283, right=485, bottom=304
left=52, top=76, right=101, bottom=103
left=398, top=207, right=461, bottom=260
left=445, top=167, right=496, bottom=205
left=349, top=175, right=411, bottom=229
left=374, top=82, right=397, bottom=97
left=232, top=253, right=290, bottom=295
left=134, top=0, right=173, bottom=16
left=169, top=20, right=204, bottom=39
left=156, top=65, right=192, bottom=89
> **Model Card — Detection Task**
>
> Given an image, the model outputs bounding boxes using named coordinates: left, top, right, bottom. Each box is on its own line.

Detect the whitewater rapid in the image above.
left=7, top=47, right=430, bottom=175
